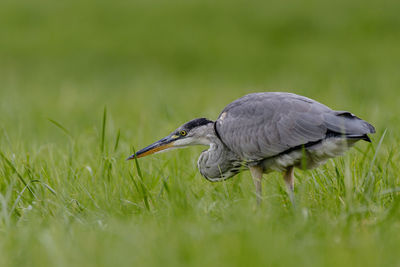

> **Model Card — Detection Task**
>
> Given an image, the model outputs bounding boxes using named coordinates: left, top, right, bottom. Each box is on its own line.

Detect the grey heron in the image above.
left=128, top=92, right=375, bottom=205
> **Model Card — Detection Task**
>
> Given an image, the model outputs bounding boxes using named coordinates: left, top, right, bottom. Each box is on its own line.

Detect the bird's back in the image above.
left=215, top=92, right=375, bottom=161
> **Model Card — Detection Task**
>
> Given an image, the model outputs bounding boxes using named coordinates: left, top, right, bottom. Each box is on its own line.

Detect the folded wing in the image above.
left=215, top=92, right=375, bottom=161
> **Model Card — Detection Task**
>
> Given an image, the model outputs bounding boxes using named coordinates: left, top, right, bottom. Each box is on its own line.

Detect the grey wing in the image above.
left=215, top=92, right=375, bottom=161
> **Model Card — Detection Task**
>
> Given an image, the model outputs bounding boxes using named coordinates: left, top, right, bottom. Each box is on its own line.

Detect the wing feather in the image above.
left=215, top=92, right=374, bottom=161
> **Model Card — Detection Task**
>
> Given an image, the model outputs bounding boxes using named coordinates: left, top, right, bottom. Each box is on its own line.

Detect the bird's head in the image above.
left=127, top=118, right=214, bottom=160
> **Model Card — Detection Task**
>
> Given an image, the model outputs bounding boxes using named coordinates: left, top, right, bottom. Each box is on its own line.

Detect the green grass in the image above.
left=0, top=0, right=400, bottom=266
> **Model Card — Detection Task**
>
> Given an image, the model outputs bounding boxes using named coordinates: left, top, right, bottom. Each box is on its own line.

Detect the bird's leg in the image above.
left=249, top=166, right=263, bottom=206
left=283, top=166, right=296, bottom=207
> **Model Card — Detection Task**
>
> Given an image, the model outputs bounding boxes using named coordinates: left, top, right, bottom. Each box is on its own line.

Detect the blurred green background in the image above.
left=0, top=0, right=400, bottom=266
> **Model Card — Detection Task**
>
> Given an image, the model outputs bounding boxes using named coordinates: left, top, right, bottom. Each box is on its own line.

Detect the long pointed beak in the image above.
left=127, top=136, right=176, bottom=160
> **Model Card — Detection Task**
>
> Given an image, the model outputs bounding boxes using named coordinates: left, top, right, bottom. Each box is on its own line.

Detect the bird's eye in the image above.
left=180, top=130, right=187, bottom=136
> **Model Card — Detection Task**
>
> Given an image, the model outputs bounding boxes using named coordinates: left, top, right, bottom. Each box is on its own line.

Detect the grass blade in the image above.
left=114, top=129, right=121, bottom=152
left=364, top=129, right=387, bottom=194
left=101, top=106, right=107, bottom=153
left=130, top=146, right=152, bottom=210
left=131, top=146, right=143, bottom=179
left=48, top=119, right=72, bottom=138
left=0, top=151, right=37, bottom=199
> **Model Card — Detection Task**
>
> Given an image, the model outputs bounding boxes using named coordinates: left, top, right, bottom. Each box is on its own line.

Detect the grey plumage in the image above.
left=129, top=92, right=375, bottom=204
left=215, top=92, right=374, bottom=161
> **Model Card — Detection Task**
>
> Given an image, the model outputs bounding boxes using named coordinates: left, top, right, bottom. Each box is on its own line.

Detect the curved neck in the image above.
left=197, top=124, right=242, bottom=181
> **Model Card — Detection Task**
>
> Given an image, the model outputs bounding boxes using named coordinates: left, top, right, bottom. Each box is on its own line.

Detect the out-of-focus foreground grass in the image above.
left=0, top=0, right=400, bottom=266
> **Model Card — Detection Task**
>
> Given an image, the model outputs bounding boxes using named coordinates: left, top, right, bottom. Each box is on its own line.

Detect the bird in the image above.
left=127, top=92, right=375, bottom=205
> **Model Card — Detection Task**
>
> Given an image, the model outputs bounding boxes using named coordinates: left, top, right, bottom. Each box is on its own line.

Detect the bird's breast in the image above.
left=197, top=145, right=243, bottom=182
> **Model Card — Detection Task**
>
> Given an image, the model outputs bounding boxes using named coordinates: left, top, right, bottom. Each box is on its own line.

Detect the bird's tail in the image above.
left=324, top=111, right=375, bottom=142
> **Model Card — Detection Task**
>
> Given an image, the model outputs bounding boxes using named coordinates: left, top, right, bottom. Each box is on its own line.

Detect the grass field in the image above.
left=1, top=0, right=400, bottom=266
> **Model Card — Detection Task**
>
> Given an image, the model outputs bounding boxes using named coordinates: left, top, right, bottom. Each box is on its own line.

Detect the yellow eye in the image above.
left=180, top=130, right=187, bottom=136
